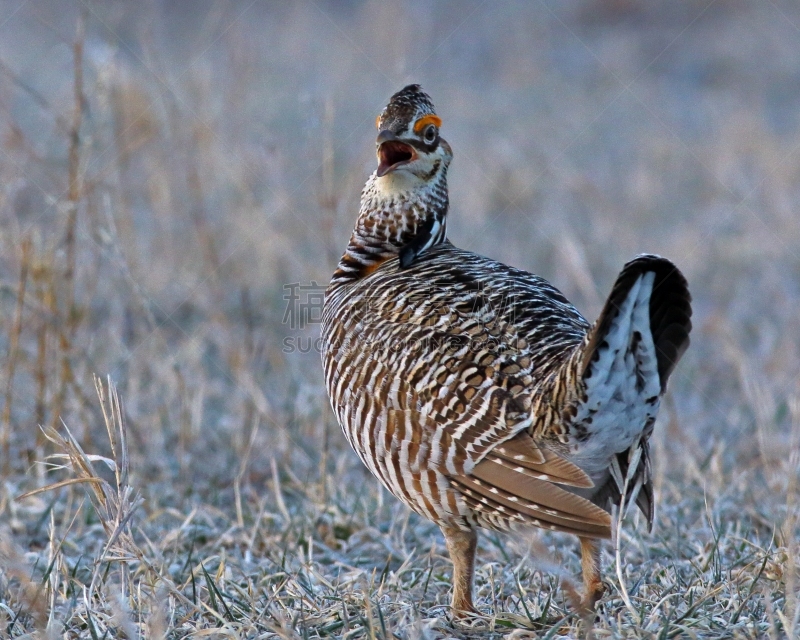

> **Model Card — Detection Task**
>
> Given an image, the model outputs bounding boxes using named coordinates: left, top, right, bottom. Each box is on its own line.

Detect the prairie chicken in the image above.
left=321, top=85, right=691, bottom=613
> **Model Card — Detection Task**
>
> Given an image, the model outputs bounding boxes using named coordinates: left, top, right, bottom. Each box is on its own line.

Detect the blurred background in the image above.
left=1, top=0, right=799, bottom=634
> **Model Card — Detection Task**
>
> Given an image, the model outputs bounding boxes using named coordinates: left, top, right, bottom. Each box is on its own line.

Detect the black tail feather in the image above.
left=583, top=254, right=692, bottom=392
left=591, top=439, right=655, bottom=532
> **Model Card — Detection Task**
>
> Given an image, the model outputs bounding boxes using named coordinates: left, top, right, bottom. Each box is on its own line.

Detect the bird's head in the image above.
left=331, top=86, right=451, bottom=284
left=373, top=84, right=452, bottom=189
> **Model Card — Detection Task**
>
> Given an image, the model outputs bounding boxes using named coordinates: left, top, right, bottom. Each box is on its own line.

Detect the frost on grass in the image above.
left=1, top=376, right=796, bottom=638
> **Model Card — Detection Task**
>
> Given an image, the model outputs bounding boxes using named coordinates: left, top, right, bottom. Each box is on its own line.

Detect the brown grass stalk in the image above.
left=2, top=236, right=31, bottom=476
left=33, top=256, right=49, bottom=458
left=50, top=7, right=87, bottom=451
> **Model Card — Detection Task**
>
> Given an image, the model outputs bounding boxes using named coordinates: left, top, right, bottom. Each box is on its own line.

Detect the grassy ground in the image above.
left=0, top=1, right=799, bottom=637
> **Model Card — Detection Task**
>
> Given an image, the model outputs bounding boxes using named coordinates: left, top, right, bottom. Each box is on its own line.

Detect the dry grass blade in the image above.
left=93, top=374, right=129, bottom=496
left=16, top=476, right=104, bottom=501
left=19, top=377, right=143, bottom=604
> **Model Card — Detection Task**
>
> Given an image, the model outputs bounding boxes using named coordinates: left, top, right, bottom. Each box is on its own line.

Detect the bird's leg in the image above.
left=441, top=525, right=478, bottom=615
left=579, top=537, right=605, bottom=608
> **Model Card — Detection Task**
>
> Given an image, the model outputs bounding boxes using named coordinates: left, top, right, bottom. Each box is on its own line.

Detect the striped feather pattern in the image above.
left=321, top=87, right=691, bottom=547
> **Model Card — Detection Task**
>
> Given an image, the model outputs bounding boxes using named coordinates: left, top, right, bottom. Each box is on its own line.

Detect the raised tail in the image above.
left=582, top=254, right=692, bottom=393
left=576, top=254, right=691, bottom=529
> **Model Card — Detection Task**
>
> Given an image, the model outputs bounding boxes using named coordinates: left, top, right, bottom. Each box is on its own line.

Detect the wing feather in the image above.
left=487, top=434, right=594, bottom=488
left=454, top=465, right=610, bottom=538
left=466, top=457, right=611, bottom=533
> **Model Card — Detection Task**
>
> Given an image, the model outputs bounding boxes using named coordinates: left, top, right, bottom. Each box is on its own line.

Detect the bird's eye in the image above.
left=423, top=124, right=438, bottom=143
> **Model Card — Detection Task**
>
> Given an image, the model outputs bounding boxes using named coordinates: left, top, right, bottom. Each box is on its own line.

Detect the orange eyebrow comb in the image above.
left=413, top=114, right=442, bottom=133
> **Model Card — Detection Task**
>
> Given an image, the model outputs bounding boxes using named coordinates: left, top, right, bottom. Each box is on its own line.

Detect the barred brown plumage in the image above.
left=320, top=84, right=692, bottom=615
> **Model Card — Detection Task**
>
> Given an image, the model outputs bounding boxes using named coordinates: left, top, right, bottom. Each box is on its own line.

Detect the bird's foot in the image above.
left=450, top=601, right=481, bottom=620
left=580, top=579, right=607, bottom=610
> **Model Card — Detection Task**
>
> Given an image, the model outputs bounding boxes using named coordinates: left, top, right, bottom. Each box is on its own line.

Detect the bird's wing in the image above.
left=455, top=455, right=611, bottom=537
left=381, top=396, right=611, bottom=536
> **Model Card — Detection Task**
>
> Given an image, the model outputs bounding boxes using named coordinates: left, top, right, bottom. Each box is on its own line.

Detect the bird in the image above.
left=320, top=84, right=691, bottom=615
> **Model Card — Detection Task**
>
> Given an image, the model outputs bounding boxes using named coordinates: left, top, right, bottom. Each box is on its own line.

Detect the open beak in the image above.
left=376, top=130, right=416, bottom=177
